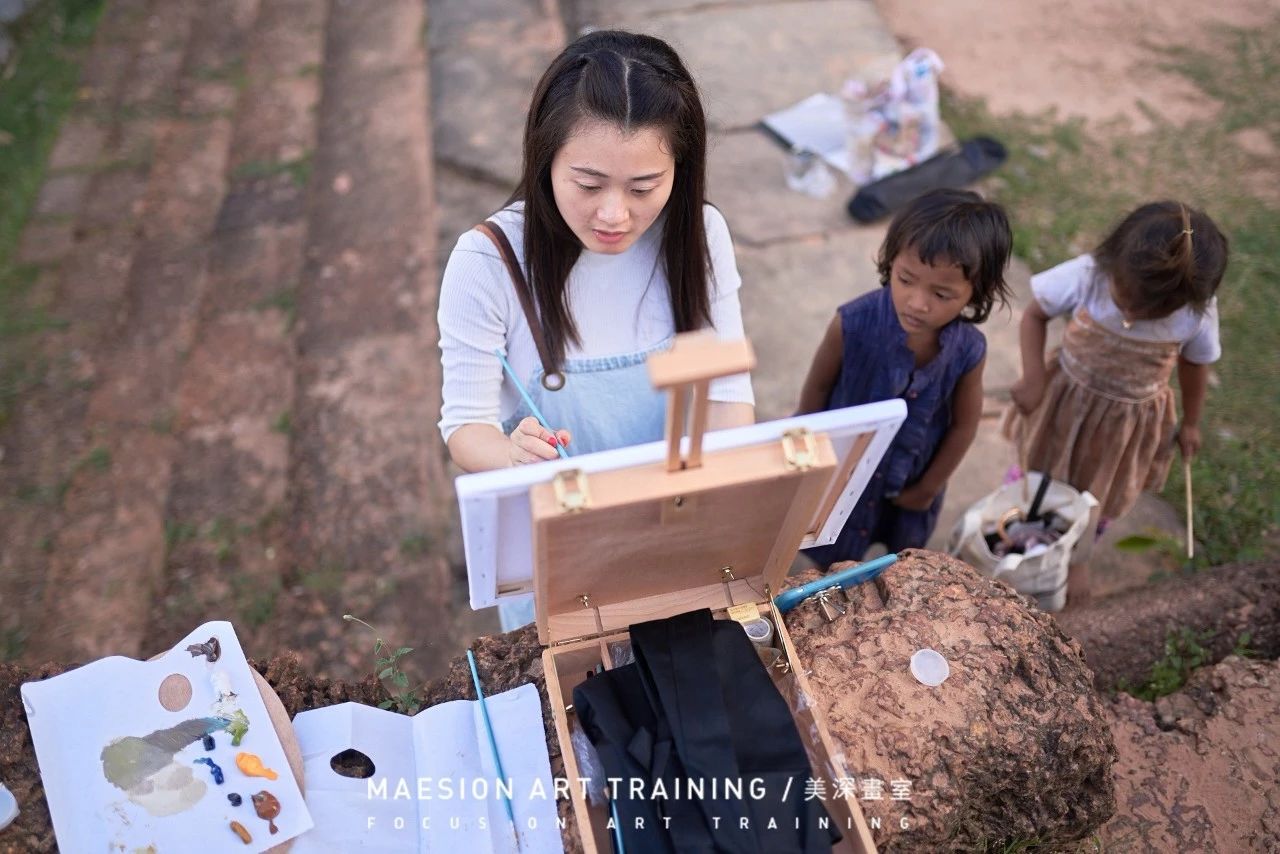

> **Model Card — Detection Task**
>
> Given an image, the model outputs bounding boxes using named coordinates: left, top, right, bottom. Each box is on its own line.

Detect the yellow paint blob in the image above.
left=234, top=752, right=279, bottom=781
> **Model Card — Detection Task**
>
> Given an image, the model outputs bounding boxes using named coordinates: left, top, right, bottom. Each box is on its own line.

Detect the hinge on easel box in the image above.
left=552, top=469, right=590, bottom=513
left=781, top=427, right=817, bottom=471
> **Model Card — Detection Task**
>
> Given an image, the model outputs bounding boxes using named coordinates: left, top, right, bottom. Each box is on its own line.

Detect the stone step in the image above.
left=142, top=0, right=327, bottom=659
left=280, top=0, right=466, bottom=683
left=33, top=0, right=262, bottom=662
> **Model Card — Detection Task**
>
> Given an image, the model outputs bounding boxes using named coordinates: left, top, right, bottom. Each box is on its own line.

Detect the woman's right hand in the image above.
left=508, top=416, right=572, bottom=466
left=1010, top=375, right=1045, bottom=415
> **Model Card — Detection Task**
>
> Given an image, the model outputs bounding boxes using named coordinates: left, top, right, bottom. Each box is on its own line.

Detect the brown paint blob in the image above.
left=252, top=790, right=281, bottom=834
left=229, top=820, right=252, bottom=844
left=157, top=673, right=192, bottom=712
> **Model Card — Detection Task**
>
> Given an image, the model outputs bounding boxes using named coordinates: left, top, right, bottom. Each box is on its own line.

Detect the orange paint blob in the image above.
left=234, top=752, right=279, bottom=781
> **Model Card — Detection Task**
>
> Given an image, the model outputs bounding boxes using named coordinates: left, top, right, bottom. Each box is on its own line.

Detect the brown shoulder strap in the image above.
left=475, top=220, right=562, bottom=386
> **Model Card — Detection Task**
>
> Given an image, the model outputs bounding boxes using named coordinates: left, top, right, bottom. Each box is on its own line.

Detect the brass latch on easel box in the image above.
left=552, top=469, right=590, bottom=513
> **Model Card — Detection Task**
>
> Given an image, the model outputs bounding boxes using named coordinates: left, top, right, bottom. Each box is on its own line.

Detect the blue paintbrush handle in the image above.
left=466, top=649, right=517, bottom=830
left=774, top=553, right=898, bottom=614
left=495, top=349, right=569, bottom=460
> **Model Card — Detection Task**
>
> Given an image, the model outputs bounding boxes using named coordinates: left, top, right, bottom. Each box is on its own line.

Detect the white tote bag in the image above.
left=946, top=472, right=1099, bottom=612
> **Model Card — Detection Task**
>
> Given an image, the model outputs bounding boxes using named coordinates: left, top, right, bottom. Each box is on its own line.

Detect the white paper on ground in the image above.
left=760, top=92, right=854, bottom=177
left=20, top=621, right=313, bottom=852
left=291, top=684, right=562, bottom=853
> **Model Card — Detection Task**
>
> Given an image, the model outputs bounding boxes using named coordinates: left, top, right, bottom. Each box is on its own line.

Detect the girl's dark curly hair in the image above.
left=877, top=188, right=1013, bottom=323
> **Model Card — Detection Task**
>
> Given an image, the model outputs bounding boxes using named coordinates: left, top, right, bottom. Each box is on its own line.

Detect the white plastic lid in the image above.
left=910, top=648, right=950, bottom=687
left=0, top=781, right=17, bottom=831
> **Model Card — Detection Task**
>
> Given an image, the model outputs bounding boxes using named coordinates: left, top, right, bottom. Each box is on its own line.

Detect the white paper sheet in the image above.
left=21, top=621, right=313, bottom=852
left=291, top=684, right=562, bottom=853
left=760, top=92, right=854, bottom=177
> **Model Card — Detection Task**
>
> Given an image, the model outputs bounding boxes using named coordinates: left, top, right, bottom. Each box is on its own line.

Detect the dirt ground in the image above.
left=876, top=0, right=1280, bottom=129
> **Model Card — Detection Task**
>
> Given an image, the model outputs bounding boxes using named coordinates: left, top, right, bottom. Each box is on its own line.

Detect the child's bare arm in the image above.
left=894, top=357, right=985, bottom=510
left=795, top=315, right=843, bottom=414
left=1011, top=301, right=1051, bottom=413
left=1176, top=356, right=1209, bottom=458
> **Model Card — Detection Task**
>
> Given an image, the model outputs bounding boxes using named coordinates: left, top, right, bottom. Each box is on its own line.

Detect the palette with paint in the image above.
left=21, top=621, right=313, bottom=851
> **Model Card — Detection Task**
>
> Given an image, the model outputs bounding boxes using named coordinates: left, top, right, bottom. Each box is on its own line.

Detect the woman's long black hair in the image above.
left=512, top=30, right=712, bottom=373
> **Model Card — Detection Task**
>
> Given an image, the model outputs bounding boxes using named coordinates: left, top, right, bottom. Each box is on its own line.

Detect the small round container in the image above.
left=0, top=781, right=18, bottom=831
left=910, top=648, right=950, bottom=687
left=741, top=617, right=774, bottom=648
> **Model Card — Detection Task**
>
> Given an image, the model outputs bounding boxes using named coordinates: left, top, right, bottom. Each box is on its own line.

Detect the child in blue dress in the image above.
left=797, top=189, right=1013, bottom=565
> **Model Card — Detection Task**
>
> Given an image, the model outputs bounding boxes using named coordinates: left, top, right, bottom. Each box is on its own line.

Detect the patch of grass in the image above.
left=1, top=627, right=27, bottom=661
left=16, top=482, right=58, bottom=505
left=164, top=519, right=198, bottom=550
left=271, top=410, right=292, bottom=436
left=0, top=264, right=62, bottom=429
left=193, top=59, right=247, bottom=90
left=47, top=151, right=149, bottom=175
left=254, top=286, right=297, bottom=329
left=17, top=444, right=108, bottom=503
left=83, top=445, right=110, bottom=471
left=1232, top=630, right=1257, bottom=658
left=0, top=0, right=105, bottom=428
left=1155, top=17, right=1280, bottom=144
left=206, top=515, right=247, bottom=563
left=399, top=532, right=432, bottom=558
left=232, top=573, right=281, bottom=627
left=0, top=0, right=104, bottom=265
left=232, top=152, right=312, bottom=188
left=300, top=560, right=345, bottom=595
left=150, top=408, right=176, bottom=435
left=1119, top=627, right=1213, bottom=701
left=943, top=15, right=1280, bottom=565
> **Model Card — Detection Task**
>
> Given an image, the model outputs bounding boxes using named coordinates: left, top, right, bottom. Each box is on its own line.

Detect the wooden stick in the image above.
left=1184, top=458, right=1194, bottom=561
left=1018, top=439, right=1030, bottom=506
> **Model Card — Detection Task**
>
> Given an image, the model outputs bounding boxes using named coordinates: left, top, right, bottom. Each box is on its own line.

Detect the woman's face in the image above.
left=550, top=118, right=676, bottom=255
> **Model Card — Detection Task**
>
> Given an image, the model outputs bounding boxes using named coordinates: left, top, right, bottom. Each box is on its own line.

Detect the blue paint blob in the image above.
left=194, top=756, right=224, bottom=785
left=228, top=792, right=242, bottom=806
left=202, top=734, right=215, bottom=751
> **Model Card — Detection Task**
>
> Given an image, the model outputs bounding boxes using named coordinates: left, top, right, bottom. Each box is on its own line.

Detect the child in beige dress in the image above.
left=1005, top=201, right=1229, bottom=603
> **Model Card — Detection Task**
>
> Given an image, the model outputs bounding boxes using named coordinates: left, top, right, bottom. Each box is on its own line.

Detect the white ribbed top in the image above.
left=1032, top=253, right=1221, bottom=363
left=437, top=203, right=755, bottom=441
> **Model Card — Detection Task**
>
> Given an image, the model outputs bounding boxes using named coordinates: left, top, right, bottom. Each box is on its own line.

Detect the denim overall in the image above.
left=475, top=220, right=669, bottom=630
left=496, top=341, right=669, bottom=629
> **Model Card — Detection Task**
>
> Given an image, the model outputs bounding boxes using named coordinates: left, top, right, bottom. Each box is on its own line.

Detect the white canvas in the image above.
left=456, top=401, right=907, bottom=610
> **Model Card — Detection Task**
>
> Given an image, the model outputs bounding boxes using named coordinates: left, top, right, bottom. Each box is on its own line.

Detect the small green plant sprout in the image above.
left=343, top=614, right=421, bottom=714
left=1232, top=631, right=1256, bottom=658
left=1126, top=627, right=1213, bottom=701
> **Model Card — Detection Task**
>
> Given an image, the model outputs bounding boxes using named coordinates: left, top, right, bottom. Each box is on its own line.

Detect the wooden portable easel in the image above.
left=524, top=333, right=879, bottom=853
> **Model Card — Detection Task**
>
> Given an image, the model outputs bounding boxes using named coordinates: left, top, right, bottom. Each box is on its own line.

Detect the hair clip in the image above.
left=1183, top=227, right=1194, bottom=236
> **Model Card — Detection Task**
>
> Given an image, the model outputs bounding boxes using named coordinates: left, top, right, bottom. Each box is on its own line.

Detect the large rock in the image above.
left=784, top=549, right=1116, bottom=850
